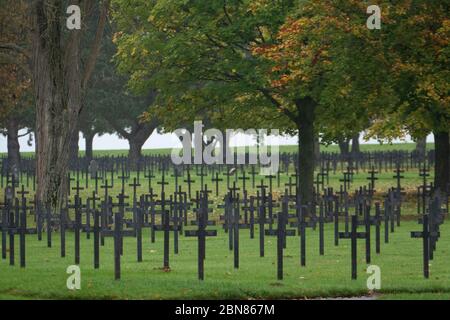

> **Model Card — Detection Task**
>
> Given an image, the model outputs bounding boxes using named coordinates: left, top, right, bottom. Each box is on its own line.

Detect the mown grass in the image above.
left=0, top=218, right=449, bottom=300
left=0, top=143, right=443, bottom=300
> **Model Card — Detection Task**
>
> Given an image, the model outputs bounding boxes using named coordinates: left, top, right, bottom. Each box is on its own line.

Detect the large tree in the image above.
left=31, top=0, right=108, bottom=209
left=100, top=89, right=159, bottom=169
left=87, top=27, right=160, bottom=169
left=0, top=0, right=33, bottom=171
left=113, top=0, right=449, bottom=201
left=113, top=0, right=395, bottom=204
left=112, top=0, right=327, bottom=202
left=382, top=1, right=449, bottom=192
left=310, top=0, right=449, bottom=191
left=328, top=0, right=450, bottom=191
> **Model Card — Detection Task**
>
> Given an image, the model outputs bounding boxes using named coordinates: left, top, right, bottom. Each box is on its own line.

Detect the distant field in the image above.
left=5, top=142, right=434, bottom=158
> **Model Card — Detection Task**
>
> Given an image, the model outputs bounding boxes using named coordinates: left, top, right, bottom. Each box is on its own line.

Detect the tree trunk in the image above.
left=32, top=0, right=81, bottom=210
left=127, top=123, right=156, bottom=170
left=434, top=130, right=449, bottom=192
left=6, top=116, right=21, bottom=171
left=84, top=132, right=94, bottom=162
left=314, top=135, right=320, bottom=163
left=34, top=130, right=38, bottom=154
left=351, top=133, right=360, bottom=154
left=69, top=129, right=79, bottom=168
left=128, top=139, right=145, bottom=170
left=415, top=136, right=427, bottom=159
left=338, top=139, right=350, bottom=156
left=222, top=131, right=229, bottom=164
left=295, top=97, right=316, bottom=206
left=32, top=0, right=107, bottom=210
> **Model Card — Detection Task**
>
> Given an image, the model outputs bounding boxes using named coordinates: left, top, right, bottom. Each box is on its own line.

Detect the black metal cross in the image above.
left=393, top=163, right=404, bottom=194
left=264, top=191, right=295, bottom=280
left=66, top=194, right=86, bottom=264
left=158, top=168, right=170, bottom=195
left=91, top=171, right=103, bottom=194
left=285, top=177, right=296, bottom=197
left=418, top=164, right=431, bottom=215
left=129, top=177, right=141, bottom=203
left=339, top=215, right=367, bottom=280
left=16, top=185, right=29, bottom=201
left=228, top=181, right=240, bottom=199
left=102, top=193, right=134, bottom=280
left=211, top=172, right=223, bottom=196
left=71, top=179, right=85, bottom=197
left=18, top=196, right=36, bottom=267
left=1, top=191, right=12, bottom=260
left=367, top=166, right=378, bottom=194
left=289, top=201, right=315, bottom=267
left=67, top=173, right=75, bottom=196
left=264, top=174, right=276, bottom=195
left=100, top=179, right=113, bottom=245
left=248, top=165, right=257, bottom=188
left=1, top=194, right=15, bottom=264
left=239, top=171, right=250, bottom=193
left=118, top=165, right=129, bottom=194
left=339, top=169, right=352, bottom=193
left=229, top=193, right=250, bottom=269
left=144, top=167, right=155, bottom=192
left=411, top=196, right=441, bottom=279
left=183, top=167, right=195, bottom=199
left=153, top=192, right=180, bottom=270
left=256, top=180, right=268, bottom=196
left=185, top=189, right=217, bottom=280
left=196, top=165, right=208, bottom=190
left=171, top=167, right=183, bottom=192
left=87, top=191, right=101, bottom=269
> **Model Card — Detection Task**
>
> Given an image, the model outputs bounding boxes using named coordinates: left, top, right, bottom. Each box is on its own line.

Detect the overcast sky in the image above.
left=0, top=129, right=434, bottom=153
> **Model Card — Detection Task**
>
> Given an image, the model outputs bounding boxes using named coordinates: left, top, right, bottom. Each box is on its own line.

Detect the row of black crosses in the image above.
left=0, top=162, right=447, bottom=281
left=0, top=146, right=436, bottom=196
left=410, top=165, right=447, bottom=279
left=0, top=147, right=435, bottom=177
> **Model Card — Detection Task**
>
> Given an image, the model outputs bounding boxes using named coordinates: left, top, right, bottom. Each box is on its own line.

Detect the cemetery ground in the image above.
left=0, top=219, right=450, bottom=300
left=0, top=176, right=448, bottom=298
left=0, top=165, right=432, bottom=214
left=0, top=143, right=443, bottom=300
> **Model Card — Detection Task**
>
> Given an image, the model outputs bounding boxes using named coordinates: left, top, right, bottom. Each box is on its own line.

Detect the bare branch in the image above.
left=82, top=0, right=110, bottom=90
left=0, top=53, right=31, bottom=75
left=0, top=43, right=30, bottom=59
left=103, top=113, right=131, bottom=139
left=18, top=129, right=33, bottom=138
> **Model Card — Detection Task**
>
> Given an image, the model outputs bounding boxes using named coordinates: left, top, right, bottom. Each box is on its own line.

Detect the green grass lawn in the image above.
left=0, top=143, right=443, bottom=300
left=0, top=218, right=449, bottom=300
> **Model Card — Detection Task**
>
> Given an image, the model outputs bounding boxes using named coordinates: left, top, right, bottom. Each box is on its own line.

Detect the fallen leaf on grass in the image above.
left=269, top=282, right=283, bottom=287
left=153, top=266, right=172, bottom=272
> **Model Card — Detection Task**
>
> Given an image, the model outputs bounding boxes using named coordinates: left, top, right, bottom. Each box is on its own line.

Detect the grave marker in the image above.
left=339, top=215, right=367, bottom=280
